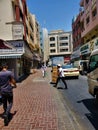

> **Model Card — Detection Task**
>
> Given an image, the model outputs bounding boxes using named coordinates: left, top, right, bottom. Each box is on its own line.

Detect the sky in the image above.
left=26, top=0, right=81, bottom=32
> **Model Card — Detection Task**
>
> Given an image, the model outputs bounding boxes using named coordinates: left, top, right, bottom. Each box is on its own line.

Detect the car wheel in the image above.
left=76, top=76, right=79, bottom=79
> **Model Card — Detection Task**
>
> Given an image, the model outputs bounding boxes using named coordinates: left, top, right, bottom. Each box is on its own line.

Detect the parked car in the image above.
left=62, top=64, right=79, bottom=79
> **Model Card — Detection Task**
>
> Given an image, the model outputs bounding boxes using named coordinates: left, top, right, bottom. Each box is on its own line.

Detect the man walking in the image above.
left=0, top=63, right=17, bottom=126
left=54, top=64, right=67, bottom=89
left=41, top=63, right=47, bottom=78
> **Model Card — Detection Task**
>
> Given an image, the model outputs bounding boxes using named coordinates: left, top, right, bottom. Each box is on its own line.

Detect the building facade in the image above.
left=71, top=12, right=84, bottom=66
left=48, top=30, right=73, bottom=65
left=80, top=0, right=98, bottom=60
left=42, top=28, right=49, bottom=65
left=71, top=0, right=98, bottom=74
left=0, top=0, right=41, bottom=80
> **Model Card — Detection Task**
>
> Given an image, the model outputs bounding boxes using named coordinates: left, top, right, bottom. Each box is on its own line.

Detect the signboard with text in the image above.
left=12, top=23, right=23, bottom=40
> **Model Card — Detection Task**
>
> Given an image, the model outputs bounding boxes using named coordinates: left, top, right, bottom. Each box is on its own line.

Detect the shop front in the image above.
left=71, top=49, right=80, bottom=63
left=0, top=40, right=33, bottom=80
left=79, top=37, right=98, bottom=74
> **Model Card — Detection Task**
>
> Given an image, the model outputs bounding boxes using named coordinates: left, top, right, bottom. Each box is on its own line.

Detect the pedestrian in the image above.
left=54, top=64, right=67, bottom=89
left=41, top=63, right=47, bottom=78
left=0, top=62, right=17, bottom=126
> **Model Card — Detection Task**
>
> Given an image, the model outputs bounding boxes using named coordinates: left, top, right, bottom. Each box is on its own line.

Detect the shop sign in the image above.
left=80, top=37, right=98, bottom=55
left=90, top=37, right=98, bottom=51
left=64, top=57, right=70, bottom=62
left=10, top=40, right=24, bottom=53
left=94, top=38, right=98, bottom=49
left=80, top=43, right=90, bottom=55
left=90, top=41, right=94, bottom=51
left=10, top=41, right=23, bottom=48
left=12, top=24, right=23, bottom=40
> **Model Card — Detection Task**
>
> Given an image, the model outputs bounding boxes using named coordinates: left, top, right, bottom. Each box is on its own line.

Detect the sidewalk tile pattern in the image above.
left=0, top=70, right=58, bottom=130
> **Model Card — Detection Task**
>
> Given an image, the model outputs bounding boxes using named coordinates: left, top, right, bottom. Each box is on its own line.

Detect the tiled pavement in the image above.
left=0, top=68, right=80, bottom=130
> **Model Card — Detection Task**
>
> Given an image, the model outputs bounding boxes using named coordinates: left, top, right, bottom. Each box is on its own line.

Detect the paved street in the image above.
left=0, top=68, right=80, bottom=130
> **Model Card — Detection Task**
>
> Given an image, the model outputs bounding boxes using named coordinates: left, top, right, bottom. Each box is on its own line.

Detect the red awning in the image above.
left=0, top=39, right=13, bottom=49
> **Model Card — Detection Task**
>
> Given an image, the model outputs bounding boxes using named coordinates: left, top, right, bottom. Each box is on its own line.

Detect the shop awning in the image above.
left=0, top=39, right=14, bottom=49
left=0, top=53, right=23, bottom=59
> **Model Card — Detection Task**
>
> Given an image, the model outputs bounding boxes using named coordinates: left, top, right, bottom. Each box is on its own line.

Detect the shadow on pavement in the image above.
left=0, top=111, right=17, bottom=126
left=57, top=87, right=67, bottom=89
left=16, top=74, right=30, bottom=83
left=8, top=111, right=17, bottom=123
left=77, top=98, right=98, bottom=130
left=0, top=111, right=17, bottom=125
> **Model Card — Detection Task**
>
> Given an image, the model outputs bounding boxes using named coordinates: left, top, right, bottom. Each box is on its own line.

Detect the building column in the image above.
left=15, top=0, right=20, bottom=21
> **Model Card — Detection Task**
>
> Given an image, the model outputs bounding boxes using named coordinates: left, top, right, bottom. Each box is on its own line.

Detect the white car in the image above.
left=62, top=64, right=79, bottom=79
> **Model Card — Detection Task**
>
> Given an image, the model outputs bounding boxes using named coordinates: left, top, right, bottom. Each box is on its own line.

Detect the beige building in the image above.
left=27, top=13, right=41, bottom=68
left=48, top=30, right=73, bottom=64
left=0, top=0, right=41, bottom=80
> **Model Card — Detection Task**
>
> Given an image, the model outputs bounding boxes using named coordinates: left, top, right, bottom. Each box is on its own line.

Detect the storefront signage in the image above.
left=80, top=43, right=90, bottom=55
left=90, top=41, right=94, bottom=51
left=9, top=40, right=24, bottom=53
left=10, top=41, right=23, bottom=48
left=12, top=23, right=23, bottom=40
left=95, top=39, right=98, bottom=49
left=80, top=37, right=98, bottom=55
left=80, top=44, right=89, bottom=52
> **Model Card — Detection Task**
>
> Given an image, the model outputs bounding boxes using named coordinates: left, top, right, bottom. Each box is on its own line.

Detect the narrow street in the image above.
left=0, top=67, right=98, bottom=130
left=53, top=74, right=98, bottom=130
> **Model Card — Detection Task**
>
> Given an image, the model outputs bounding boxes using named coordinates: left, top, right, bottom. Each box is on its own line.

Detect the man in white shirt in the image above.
left=54, top=64, right=67, bottom=89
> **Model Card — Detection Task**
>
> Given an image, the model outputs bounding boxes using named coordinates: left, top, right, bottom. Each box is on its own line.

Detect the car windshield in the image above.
left=62, top=64, right=74, bottom=69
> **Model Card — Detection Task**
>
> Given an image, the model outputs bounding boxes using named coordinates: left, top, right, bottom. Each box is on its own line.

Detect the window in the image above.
left=91, top=35, right=96, bottom=39
left=50, top=37, right=55, bottom=41
left=86, top=0, right=89, bottom=4
left=50, top=49, right=56, bottom=53
left=92, top=7, right=97, bottom=18
left=50, top=43, right=55, bottom=47
left=81, top=20, right=85, bottom=31
left=60, top=43, right=68, bottom=46
left=59, top=36, right=68, bottom=40
left=60, top=48, right=68, bottom=52
left=86, top=16, right=90, bottom=24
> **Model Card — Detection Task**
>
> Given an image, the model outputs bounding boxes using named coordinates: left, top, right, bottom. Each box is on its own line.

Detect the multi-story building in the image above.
left=40, top=29, right=44, bottom=57
left=48, top=30, right=73, bottom=65
left=28, top=14, right=41, bottom=68
left=71, top=13, right=83, bottom=62
left=42, top=28, right=49, bottom=65
left=0, top=0, right=41, bottom=80
left=80, top=0, right=98, bottom=60
left=71, top=0, right=98, bottom=74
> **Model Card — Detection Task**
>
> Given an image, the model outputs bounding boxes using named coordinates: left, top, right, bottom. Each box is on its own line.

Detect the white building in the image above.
left=48, top=30, right=73, bottom=65
left=42, top=28, right=49, bottom=65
